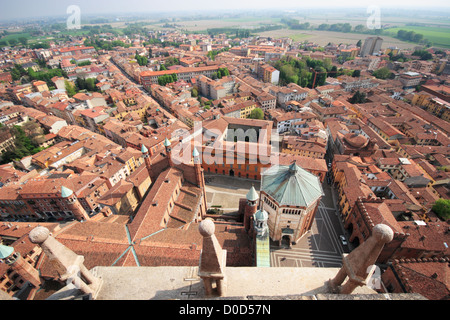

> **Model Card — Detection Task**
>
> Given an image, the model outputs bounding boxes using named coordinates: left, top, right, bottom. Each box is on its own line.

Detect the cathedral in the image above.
left=243, top=161, right=324, bottom=247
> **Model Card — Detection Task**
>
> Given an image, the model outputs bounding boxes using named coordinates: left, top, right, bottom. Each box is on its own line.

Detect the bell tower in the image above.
left=244, top=186, right=259, bottom=233
left=141, top=144, right=153, bottom=180
left=0, top=244, right=41, bottom=288
left=164, top=138, right=173, bottom=167
left=61, top=186, right=89, bottom=221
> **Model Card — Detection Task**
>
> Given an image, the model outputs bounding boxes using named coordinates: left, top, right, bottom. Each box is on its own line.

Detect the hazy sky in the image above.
left=1, top=0, right=450, bottom=21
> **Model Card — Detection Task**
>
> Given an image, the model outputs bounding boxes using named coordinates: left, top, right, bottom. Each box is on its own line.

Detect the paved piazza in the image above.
left=270, top=202, right=345, bottom=268
left=204, top=174, right=348, bottom=268
left=204, top=174, right=261, bottom=215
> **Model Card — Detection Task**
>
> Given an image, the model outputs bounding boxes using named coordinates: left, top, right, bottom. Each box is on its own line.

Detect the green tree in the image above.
left=216, top=68, right=230, bottom=79
left=9, top=64, right=27, bottom=81
left=298, top=69, right=312, bottom=87
left=355, top=25, right=365, bottom=33
left=0, top=125, right=45, bottom=164
left=312, top=66, right=327, bottom=87
left=412, top=49, right=432, bottom=61
left=18, top=37, right=28, bottom=46
left=372, top=67, right=393, bottom=80
left=135, top=54, right=148, bottom=66
left=248, top=108, right=264, bottom=120
left=412, top=33, right=423, bottom=43
left=329, top=65, right=338, bottom=78
left=349, top=90, right=367, bottom=104
left=432, top=199, right=450, bottom=220
left=77, top=61, right=92, bottom=67
left=65, top=80, right=77, bottom=97
left=75, top=77, right=87, bottom=91
left=342, top=23, right=352, bottom=33
left=157, top=73, right=177, bottom=86
left=85, top=78, right=96, bottom=92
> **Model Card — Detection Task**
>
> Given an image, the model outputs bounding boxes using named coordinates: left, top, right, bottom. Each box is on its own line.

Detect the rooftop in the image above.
left=261, top=163, right=324, bottom=207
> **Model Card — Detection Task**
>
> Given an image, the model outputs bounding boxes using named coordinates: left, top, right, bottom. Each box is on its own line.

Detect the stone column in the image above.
left=198, top=219, right=227, bottom=297
left=193, top=148, right=207, bottom=220
left=328, top=224, right=394, bottom=294
left=28, top=226, right=102, bottom=299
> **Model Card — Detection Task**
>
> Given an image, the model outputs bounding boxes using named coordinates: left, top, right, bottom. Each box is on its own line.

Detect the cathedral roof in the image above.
left=0, top=245, right=14, bottom=259
left=261, top=162, right=324, bottom=208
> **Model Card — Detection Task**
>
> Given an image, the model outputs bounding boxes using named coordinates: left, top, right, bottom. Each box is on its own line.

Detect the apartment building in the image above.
left=32, top=140, right=86, bottom=169
left=0, top=174, right=110, bottom=220
left=281, top=136, right=326, bottom=159
left=339, top=75, right=379, bottom=92
left=360, top=37, right=383, bottom=57
left=399, top=72, right=422, bottom=89
left=269, top=83, right=309, bottom=108
left=58, top=46, right=96, bottom=57
left=140, top=65, right=221, bottom=87
left=256, top=92, right=276, bottom=112
left=256, top=63, right=280, bottom=85
left=198, top=75, right=236, bottom=100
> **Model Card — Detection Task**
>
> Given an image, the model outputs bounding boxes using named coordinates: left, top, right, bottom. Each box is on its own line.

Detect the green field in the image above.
left=0, top=32, right=31, bottom=45
left=384, top=26, right=450, bottom=49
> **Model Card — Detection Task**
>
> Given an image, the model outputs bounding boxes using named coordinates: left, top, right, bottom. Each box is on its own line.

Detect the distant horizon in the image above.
left=1, top=1, right=450, bottom=22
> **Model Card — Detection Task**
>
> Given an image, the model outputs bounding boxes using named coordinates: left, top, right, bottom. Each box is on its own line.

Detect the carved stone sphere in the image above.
left=199, top=219, right=215, bottom=237
left=29, top=226, right=50, bottom=244
left=372, top=224, right=394, bottom=243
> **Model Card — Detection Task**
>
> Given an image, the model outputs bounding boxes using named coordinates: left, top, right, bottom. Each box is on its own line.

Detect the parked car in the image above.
left=339, top=235, right=348, bottom=246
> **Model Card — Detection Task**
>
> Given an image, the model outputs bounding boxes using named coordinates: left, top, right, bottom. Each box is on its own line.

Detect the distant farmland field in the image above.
left=0, top=32, right=30, bottom=44
left=255, top=29, right=417, bottom=50
left=158, top=17, right=281, bottom=33
left=384, top=26, right=450, bottom=49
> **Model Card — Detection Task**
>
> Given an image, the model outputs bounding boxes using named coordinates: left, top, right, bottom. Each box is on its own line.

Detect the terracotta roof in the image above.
left=389, top=257, right=450, bottom=300
left=97, top=180, right=134, bottom=206
left=141, top=65, right=220, bottom=78
left=343, top=132, right=369, bottom=148
left=127, top=167, right=184, bottom=242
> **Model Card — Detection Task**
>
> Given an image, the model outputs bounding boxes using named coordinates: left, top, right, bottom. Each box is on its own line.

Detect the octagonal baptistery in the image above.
left=260, top=162, right=324, bottom=245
